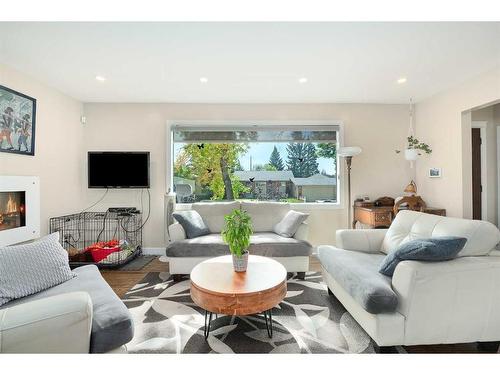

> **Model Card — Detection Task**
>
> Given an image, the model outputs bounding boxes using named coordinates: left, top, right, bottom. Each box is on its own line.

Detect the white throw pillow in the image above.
left=273, top=210, right=309, bottom=238
left=0, top=232, right=75, bottom=306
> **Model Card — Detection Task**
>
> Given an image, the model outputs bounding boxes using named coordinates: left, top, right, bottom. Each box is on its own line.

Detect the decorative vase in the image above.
left=405, top=148, right=419, bottom=161
left=232, top=251, right=249, bottom=272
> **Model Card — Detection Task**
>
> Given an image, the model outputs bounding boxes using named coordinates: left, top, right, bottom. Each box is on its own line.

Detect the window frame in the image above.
left=167, top=120, right=344, bottom=210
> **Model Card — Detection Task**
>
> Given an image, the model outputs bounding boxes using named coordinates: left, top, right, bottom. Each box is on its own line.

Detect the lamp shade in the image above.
left=338, top=146, right=362, bottom=157
left=404, top=180, right=417, bottom=195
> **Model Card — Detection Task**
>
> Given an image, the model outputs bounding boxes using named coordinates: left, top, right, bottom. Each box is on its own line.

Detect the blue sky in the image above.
left=174, top=142, right=336, bottom=175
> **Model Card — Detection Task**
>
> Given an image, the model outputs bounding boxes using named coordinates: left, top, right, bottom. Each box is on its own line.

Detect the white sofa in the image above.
left=318, top=210, right=500, bottom=351
left=0, top=265, right=132, bottom=353
left=166, top=201, right=311, bottom=279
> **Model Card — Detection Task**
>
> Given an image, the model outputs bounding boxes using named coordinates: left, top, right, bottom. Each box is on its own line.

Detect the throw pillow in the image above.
left=0, top=232, right=75, bottom=307
left=173, top=210, right=210, bottom=239
left=379, top=236, right=467, bottom=277
left=273, top=210, right=309, bottom=238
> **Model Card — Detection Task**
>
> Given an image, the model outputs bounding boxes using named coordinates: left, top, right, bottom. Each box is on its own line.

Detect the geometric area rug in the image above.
left=122, top=271, right=383, bottom=353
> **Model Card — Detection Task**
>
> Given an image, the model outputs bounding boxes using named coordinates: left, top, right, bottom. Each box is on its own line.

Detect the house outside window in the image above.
left=171, top=125, right=339, bottom=205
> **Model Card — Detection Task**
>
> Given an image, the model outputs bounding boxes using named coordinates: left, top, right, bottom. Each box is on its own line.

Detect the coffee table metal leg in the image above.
left=264, top=309, right=273, bottom=338
left=204, top=310, right=213, bottom=339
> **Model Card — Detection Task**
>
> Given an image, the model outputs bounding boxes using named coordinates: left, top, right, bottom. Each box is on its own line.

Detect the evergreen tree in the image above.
left=254, top=163, right=277, bottom=171
left=286, top=143, right=319, bottom=177
left=269, top=146, right=285, bottom=171
left=316, top=143, right=337, bottom=176
left=233, top=159, right=244, bottom=171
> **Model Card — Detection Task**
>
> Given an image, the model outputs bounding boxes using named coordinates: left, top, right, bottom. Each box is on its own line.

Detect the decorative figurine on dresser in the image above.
left=352, top=181, right=446, bottom=229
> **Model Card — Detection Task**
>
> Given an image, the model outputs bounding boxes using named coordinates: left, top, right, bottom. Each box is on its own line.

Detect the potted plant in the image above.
left=398, top=136, right=432, bottom=160
left=222, top=209, right=253, bottom=272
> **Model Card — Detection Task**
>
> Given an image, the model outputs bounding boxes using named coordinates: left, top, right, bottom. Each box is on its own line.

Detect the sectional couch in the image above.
left=166, top=201, right=312, bottom=279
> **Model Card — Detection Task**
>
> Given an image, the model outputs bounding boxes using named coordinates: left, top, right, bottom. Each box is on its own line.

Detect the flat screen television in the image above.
left=88, top=152, right=150, bottom=188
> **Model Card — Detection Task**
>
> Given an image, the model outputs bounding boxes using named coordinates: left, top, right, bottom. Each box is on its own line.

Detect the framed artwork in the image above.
left=0, top=85, right=36, bottom=156
left=429, top=167, right=442, bottom=178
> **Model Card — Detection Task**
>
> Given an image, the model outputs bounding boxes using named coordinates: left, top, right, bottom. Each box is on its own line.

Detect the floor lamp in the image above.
left=338, top=146, right=362, bottom=228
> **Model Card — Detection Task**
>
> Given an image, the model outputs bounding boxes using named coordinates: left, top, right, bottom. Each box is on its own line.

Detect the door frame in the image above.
left=472, top=121, right=488, bottom=220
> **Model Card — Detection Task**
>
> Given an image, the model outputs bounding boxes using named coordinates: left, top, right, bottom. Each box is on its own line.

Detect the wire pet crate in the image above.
left=49, top=211, right=143, bottom=268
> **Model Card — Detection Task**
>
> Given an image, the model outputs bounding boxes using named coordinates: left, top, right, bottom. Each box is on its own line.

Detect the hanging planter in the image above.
left=405, top=148, right=419, bottom=161
left=404, top=136, right=432, bottom=160
left=396, top=99, right=432, bottom=165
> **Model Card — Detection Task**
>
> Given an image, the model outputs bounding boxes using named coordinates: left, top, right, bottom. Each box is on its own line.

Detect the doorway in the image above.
left=471, top=122, right=487, bottom=220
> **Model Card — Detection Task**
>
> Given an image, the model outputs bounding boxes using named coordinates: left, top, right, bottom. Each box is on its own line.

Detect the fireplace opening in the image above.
left=0, top=191, right=26, bottom=232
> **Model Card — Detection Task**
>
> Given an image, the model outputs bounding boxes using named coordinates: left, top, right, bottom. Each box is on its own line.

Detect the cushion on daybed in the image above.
left=379, top=236, right=467, bottom=277
left=318, top=245, right=398, bottom=314
left=172, top=210, right=210, bottom=239
left=0, top=232, right=75, bottom=307
left=0, top=265, right=133, bottom=353
left=166, top=232, right=312, bottom=258
left=192, top=201, right=240, bottom=233
left=240, top=201, right=290, bottom=232
left=273, top=210, right=309, bottom=238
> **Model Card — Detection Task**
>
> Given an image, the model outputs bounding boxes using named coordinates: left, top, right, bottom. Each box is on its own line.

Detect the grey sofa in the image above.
left=166, top=201, right=312, bottom=279
left=0, top=265, right=133, bottom=353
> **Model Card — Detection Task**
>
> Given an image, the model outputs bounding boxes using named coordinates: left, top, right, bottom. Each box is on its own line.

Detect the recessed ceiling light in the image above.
left=95, top=75, right=107, bottom=82
left=200, top=77, right=208, bottom=83
left=298, top=77, right=308, bottom=84
left=397, top=77, right=407, bottom=84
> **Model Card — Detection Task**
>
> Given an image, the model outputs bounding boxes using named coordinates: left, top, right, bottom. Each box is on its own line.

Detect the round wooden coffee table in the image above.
left=190, top=255, right=287, bottom=339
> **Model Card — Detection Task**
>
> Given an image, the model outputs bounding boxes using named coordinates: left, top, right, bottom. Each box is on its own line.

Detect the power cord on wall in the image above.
left=64, top=188, right=109, bottom=248
left=120, top=188, right=151, bottom=233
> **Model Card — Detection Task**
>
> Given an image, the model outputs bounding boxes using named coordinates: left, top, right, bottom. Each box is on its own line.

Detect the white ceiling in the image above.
left=0, top=22, right=499, bottom=103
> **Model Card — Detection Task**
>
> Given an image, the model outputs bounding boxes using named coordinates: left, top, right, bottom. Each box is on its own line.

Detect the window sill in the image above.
left=173, top=202, right=344, bottom=211
left=290, top=203, right=343, bottom=210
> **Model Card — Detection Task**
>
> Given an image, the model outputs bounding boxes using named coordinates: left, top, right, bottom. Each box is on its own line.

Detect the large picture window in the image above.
left=172, top=125, right=339, bottom=204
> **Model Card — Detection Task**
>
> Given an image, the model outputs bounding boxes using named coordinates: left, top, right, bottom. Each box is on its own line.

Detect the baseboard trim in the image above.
left=142, top=247, right=165, bottom=256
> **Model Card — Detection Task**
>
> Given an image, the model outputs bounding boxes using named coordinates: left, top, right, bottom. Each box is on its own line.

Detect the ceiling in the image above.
left=0, top=22, right=499, bottom=103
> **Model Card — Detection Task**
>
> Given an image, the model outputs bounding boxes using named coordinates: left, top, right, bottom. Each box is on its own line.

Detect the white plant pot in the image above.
left=232, top=251, right=249, bottom=272
left=405, top=148, right=419, bottom=161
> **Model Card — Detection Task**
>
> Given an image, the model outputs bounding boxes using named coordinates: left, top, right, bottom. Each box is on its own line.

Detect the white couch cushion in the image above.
left=192, top=201, right=240, bottom=233
left=241, top=201, right=290, bottom=232
left=381, top=210, right=500, bottom=257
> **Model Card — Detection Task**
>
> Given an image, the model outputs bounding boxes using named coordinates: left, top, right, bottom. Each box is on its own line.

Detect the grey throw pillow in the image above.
left=173, top=210, right=210, bottom=239
left=0, top=232, right=75, bottom=307
left=273, top=210, right=309, bottom=238
left=379, top=236, right=467, bottom=277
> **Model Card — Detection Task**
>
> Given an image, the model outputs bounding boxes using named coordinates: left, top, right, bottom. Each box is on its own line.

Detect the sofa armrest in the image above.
left=0, top=292, right=93, bottom=353
left=391, top=256, right=500, bottom=344
left=336, top=229, right=387, bottom=253
left=168, top=222, right=186, bottom=242
left=293, top=222, right=309, bottom=241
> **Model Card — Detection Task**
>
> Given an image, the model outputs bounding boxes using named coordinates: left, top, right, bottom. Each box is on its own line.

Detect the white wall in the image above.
left=0, top=64, right=85, bottom=235
left=83, top=103, right=413, bottom=248
left=415, top=66, right=500, bottom=219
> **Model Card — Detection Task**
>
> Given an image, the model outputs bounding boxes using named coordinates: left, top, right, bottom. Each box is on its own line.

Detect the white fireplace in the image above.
left=0, top=176, right=40, bottom=246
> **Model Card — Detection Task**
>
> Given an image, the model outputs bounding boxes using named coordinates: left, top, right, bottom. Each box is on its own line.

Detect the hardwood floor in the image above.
left=101, top=255, right=487, bottom=354
left=101, top=258, right=168, bottom=298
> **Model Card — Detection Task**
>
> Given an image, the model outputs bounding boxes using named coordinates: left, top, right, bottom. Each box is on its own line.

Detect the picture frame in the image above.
left=0, top=85, right=36, bottom=156
left=429, top=167, right=442, bottom=178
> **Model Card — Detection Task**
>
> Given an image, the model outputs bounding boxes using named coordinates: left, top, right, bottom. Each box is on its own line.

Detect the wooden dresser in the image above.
left=353, top=202, right=446, bottom=229
left=353, top=206, right=393, bottom=229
